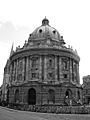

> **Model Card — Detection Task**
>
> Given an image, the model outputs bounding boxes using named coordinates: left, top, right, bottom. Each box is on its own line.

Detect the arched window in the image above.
left=14, top=89, right=19, bottom=103
left=28, top=88, right=36, bottom=105
left=49, top=59, right=53, bottom=67
left=48, top=89, right=55, bottom=104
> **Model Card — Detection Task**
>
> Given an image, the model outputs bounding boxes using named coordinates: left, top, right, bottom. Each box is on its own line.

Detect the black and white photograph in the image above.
left=0, top=0, right=90, bottom=120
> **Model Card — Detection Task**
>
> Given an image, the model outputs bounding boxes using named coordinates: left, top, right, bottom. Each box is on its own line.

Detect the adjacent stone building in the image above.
left=2, top=59, right=10, bottom=101
left=3, top=18, right=82, bottom=106
left=82, top=75, right=90, bottom=105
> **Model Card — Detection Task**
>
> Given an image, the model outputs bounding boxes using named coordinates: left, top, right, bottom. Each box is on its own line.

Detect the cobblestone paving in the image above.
left=0, top=106, right=90, bottom=120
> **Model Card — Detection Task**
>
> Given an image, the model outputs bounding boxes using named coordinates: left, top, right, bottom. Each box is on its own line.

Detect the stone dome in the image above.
left=29, top=17, right=61, bottom=41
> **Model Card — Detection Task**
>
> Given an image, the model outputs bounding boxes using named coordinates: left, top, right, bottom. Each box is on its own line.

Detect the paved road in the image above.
left=0, top=106, right=90, bottom=120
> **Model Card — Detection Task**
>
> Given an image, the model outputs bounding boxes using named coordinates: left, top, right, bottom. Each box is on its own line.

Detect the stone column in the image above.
left=29, top=57, right=32, bottom=80
left=44, top=56, right=47, bottom=82
left=55, top=56, right=58, bottom=82
left=22, top=58, right=25, bottom=81
left=10, top=64, right=12, bottom=85
left=69, top=58, right=73, bottom=82
left=57, top=56, right=59, bottom=81
left=16, top=59, right=19, bottom=82
left=59, top=57, right=62, bottom=82
left=42, top=55, right=44, bottom=81
left=26, top=57, right=29, bottom=81
left=15, top=60, right=18, bottom=82
left=14, top=61, right=16, bottom=79
left=39, top=56, right=42, bottom=81
left=77, top=63, right=80, bottom=84
left=12, top=61, right=15, bottom=82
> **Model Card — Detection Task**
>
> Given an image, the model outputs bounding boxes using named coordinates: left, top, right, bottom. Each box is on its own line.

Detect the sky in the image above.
left=0, top=0, right=90, bottom=85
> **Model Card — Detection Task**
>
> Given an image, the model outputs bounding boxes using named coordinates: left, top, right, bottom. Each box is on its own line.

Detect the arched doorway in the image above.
left=7, top=90, right=9, bottom=103
left=14, top=89, right=19, bottom=103
left=87, top=97, right=90, bottom=105
left=48, top=89, right=55, bottom=104
left=77, top=90, right=80, bottom=100
left=65, top=89, right=72, bottom=106
left=28, top=88, right=36, bottom=105
left=65, top=89, right=72, bottom=99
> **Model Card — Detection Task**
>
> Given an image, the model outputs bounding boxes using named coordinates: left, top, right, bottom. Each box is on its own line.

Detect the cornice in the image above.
left=10, top=47, right=80, bottom=62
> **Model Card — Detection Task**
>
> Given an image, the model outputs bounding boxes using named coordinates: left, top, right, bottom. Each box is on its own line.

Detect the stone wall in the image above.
left=10, top=54, right=80, bottom=86
left=8, top=82, right=82, bottom=106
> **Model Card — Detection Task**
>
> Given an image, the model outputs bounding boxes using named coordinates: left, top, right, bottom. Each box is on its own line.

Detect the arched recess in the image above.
left=7, top=90, right=9, bottom=103
left=65, top=89, right=72, bottom=99
left=28, top=88, right=36, bottom=105
left=77, top=90, right=80, bottom=100
left=14, top=89, right=19, bottom=103
left=48, top=89, right=55, bottom=104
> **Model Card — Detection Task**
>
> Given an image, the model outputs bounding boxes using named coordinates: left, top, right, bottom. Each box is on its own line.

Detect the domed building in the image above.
left=3, top=18, right=82, bottom=106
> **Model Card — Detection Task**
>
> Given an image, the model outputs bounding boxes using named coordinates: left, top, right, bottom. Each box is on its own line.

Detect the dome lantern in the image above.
left=42, top=17, right=49, bottom=25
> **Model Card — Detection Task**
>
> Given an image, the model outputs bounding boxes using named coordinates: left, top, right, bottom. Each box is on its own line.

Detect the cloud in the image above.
left=0, top=21, right=16, bottom=42
left=0, top=21, right=31, bottom=47
left=0, top=21, right=31, bottom=85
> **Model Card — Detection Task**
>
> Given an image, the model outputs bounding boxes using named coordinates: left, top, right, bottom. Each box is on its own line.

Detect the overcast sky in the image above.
left=0, top=0, right=90, bottom=85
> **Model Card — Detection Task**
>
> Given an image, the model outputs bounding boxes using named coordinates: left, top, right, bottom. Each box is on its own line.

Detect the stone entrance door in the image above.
left=7, top=90, right=9, bottom=103
left=48, top=89, right=55, bottom=104
left=14, top=89, right=19, bottom=103
left=28, top=88, right=36, bottom=105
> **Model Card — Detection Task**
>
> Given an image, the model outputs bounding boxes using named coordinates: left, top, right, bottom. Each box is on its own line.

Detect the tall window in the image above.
left=32, top=73, right=36, bottom=78
left=31, top=73, right=39, bottom=79
left=49, top=59, right=53, bottom=67
left=12, top=62, right=14, bottom=74
left=32, top=59, right=37, bottom=67
left=63, top=61, right=68, bottom=70
left=19, top=60, right=23, bottom=71
left=17, top=74, right=22, bottom=81
left=63, top=74, right=67, bottom=78
left=31, top=58, right=38, bottom=68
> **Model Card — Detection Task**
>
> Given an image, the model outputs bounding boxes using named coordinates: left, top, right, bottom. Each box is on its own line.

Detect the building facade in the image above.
left=3, top=18, right=82, bottom=106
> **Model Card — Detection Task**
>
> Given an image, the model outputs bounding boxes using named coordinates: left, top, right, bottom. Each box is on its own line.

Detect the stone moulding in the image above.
left=10, top=48, right=80, bottom=62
